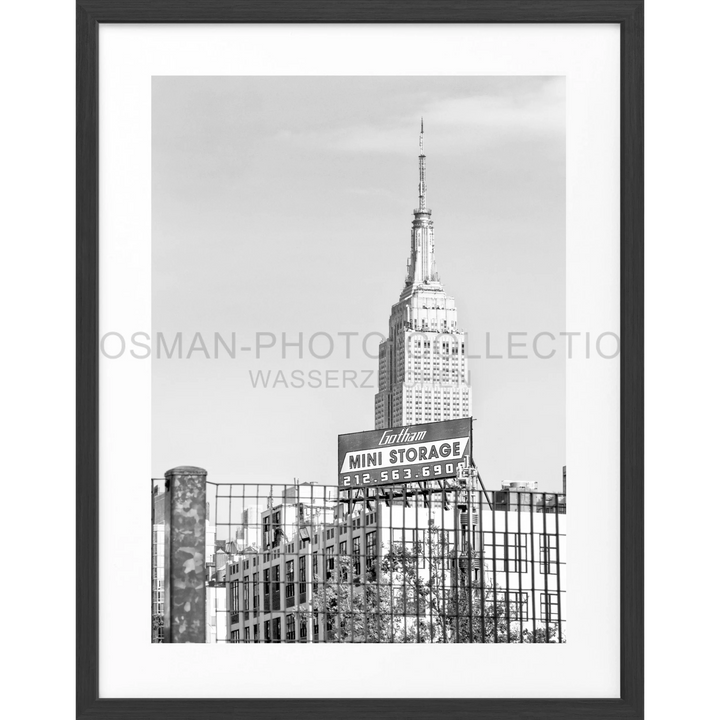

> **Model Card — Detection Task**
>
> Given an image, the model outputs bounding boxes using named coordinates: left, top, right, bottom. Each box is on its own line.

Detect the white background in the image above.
left=99, top=22, right=618, bottom=699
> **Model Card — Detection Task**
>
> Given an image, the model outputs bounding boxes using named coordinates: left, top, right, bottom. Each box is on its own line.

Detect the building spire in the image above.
left=404, top=120, right=439, bottom=292
left=418, top=118, right=427, bottom=211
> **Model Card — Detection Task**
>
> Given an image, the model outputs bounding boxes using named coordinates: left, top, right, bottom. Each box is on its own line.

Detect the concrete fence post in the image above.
left=163, top=466, right=207, bottom=643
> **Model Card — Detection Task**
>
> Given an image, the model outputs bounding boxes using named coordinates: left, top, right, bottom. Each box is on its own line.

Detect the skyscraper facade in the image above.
left=375, top=123, right=472, bottom=429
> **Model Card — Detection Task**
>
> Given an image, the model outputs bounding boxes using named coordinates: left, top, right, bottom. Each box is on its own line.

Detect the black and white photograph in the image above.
left=149, top=76, right=570, bottom=645
left=73, top=12, right=647, bottom=720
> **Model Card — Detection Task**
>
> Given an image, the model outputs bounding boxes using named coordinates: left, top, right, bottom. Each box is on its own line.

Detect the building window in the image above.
left=242, top=576, right=249, bottom=618
left=271, top=565, right=281, bottom=611
left=539, top=534, right=558, bottom=574
left=299, top=555, right=307, bottom=599
left=253, top=623, right=258, bottom=643
left=312, top=552, right=318, bottom=591
left=270, top=510, right=283, bottom=547
left=263, top=568, right=270, bottom=612
left=540, top=593, right=559, bottom=621
left=366, top=531, right=377, bottom=573
left=252, top=572, right=259, bottom=612
left=325, top=547, right=335, bottom=578
left=286, top=614, right=296, bottom=641
left=285, top=559, right=295, bottom=606
left=230, top=579, right=240, bottom=616
left=482, top=532, right=528, bottom=573
left=263, top=516, right=271, bottom=549
left=230, top=629, right=240, bottom=644
left=244, top=627, right=250, bottom=643
left=272, top=617, right=281, bottom=642
left=264, top=620, right=271, bottom=643
left=352, top=536, right=361, bottom=575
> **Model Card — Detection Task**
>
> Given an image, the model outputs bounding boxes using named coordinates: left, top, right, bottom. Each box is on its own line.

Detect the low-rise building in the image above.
left=226, top=478, right=566, bottom=643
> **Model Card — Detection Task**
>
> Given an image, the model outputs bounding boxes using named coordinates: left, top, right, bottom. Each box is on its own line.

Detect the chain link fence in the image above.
left=154, top=478, right=565, bottom=643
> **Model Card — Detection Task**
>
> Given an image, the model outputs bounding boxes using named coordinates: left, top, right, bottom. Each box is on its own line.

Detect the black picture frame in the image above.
left=77, top=1, right=643, bottom=718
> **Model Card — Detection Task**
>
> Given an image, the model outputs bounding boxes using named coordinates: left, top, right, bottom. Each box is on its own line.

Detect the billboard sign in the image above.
left=338, top=418, right=472, bottom=488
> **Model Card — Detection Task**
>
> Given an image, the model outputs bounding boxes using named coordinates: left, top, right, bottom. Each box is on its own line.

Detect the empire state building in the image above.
left=374, top=122, right=472, bottom=429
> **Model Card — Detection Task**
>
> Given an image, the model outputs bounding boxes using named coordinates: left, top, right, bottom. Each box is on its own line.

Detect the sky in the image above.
left=152, top=76, right=566, bottom=491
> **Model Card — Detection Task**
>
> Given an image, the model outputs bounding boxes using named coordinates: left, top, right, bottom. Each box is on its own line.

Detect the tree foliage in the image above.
left=312, top=522, right=565, bottom=643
